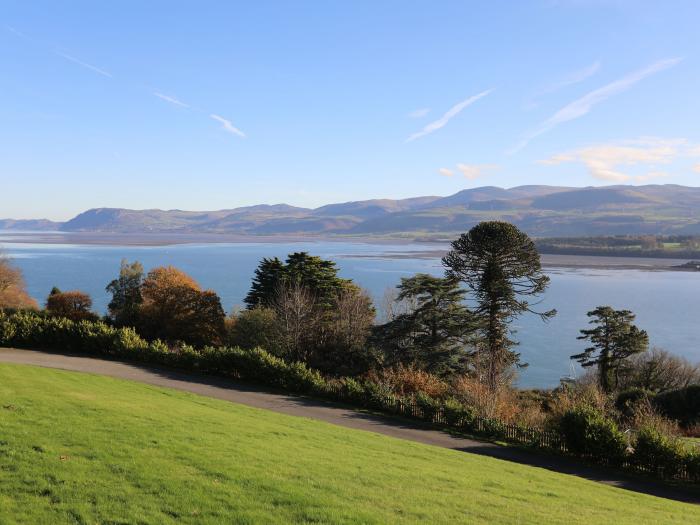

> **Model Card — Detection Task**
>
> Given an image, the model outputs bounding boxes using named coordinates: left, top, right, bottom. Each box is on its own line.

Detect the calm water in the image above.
left=2, top=238, right=698, bottom=388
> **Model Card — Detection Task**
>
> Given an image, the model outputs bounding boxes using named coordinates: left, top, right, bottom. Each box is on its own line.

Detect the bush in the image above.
left=0, top=310, right=323, bottom=396
left=1, top=309, right=697, bottom=483
left=443, top=397, right=476, bottom=428
left=559, top=406, right=627, bottom=464
left=415, top=391, right=440, bottom=421
left=330, top=377, right=367, bottom=405
left=654, top=385, right=700, bottom=428
left=46, top=290, right=99, bottom=322
left=633, top=427, right=690, bottom=479
left=361, top=380, right=395, bottom=411
left=615, top=387, right=654, bottom=417
left=226, top=308, right=279, bottom=352
left=366, top=365, right=449, bottom=398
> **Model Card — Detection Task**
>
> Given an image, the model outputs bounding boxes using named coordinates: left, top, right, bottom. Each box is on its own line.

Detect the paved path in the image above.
left=1, top=347, right=697, bottom=504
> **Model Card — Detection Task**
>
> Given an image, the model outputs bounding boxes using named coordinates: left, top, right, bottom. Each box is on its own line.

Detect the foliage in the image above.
left=226, top=307, right=279, bottom=351
left=619, top=348, right=700, bottom=393
left=654, top=385, right=700, bottom=428
left=1, top=310, right=698, bottom=483
left=442, top=397, right=477, bottom=427
left=243, top=253, right=375, bottom=375
left=535, top=235, right=700, bottom=259
left=572, top=306, right=649, bottom=393
left=443, top=221, right=555, bottom=390
left=45, top=288, right=99, bottom=322
left=628, top=397, right=680, bottom=439
left=558, top=406, right=627, bottom=464
left=244, top=252, right=349, bottom=309
left=633, top=427, right=690, bottom=479
left=0, top=254, right=37, bottom=309
left=313, top=284, right=377, bottom=376
left=269, top=280, right=322, bottom=362
left=138, top=266, right=226, bottom=347
left=452, top=374, right=528, bottom=424
left=373, top=274, right=475, bottom=377
left=365, top=364, right=450, bottom=398
left=243, top=256, right=285, bottom=308
left=105, top=259, right=144, bottom=327
left=615, top=387, right=654, bottom=417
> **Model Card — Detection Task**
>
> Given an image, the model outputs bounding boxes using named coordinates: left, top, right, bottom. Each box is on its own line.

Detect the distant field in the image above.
left=0, top=364, right=695, bottom=524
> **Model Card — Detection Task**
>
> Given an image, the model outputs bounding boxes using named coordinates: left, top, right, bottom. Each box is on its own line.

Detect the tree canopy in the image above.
left=106, top=259, right=144, bottom=327
left=443, top=221, right=555, bottom=389
left=572, top=306, right=649, bottom=392
left=0, top=255, right=37, bottom=310
left=45, top=288, right=98, bottom=322
left=244, top=252, right=350, bottom=309
left=139, top=266, right=225, bottom=347
left=374, top=274, right=475, bottom=377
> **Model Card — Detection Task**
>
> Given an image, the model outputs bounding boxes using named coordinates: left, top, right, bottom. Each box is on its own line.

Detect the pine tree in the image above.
left=244, top=252, right=349, bottom=309
left=572, top=306, right=649, bottom=392
left=374, top=274, right=475, bottom=377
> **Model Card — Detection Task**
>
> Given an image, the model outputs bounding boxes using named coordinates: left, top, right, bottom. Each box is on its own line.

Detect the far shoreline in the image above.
left=1, top=230, right=698, bottom=272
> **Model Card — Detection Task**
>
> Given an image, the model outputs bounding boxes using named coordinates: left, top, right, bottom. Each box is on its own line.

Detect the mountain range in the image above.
left=3, top=185, right=700, bottom=238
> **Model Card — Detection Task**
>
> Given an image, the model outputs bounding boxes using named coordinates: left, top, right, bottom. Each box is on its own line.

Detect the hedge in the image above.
left=0, top=310, right=697, bottom=483
left=654, top=385, right=700, bottom=427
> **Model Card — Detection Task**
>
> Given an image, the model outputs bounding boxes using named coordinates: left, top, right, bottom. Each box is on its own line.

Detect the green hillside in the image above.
left=0, top=363, right=694, bottom=524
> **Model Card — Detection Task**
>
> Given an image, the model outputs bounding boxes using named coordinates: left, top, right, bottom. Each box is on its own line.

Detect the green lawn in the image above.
left=0, top=364, right=695, bottom=524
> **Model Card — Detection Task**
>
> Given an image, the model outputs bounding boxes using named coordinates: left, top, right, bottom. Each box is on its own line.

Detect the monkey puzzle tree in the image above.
left=572, top=306, right=649, bottom=392
left=443, top=221, right=555, bottom=390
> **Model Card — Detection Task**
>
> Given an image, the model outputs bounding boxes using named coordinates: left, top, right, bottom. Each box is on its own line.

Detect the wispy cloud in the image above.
left=540, top=137, right=687, bottom=182
left=210, top=114, right=246, bottom=138
left=406, top=89, right=493, bottom=142
left=539, top=61, right=601, bottom=96
left=5, top=25, right=26, bottom=38
left=694, top=164, right=700, bottom=174
left=438, top=168, right=454, bottom=177
left=54, top=51, right=113, bottom=78
left=511, top=58, right=682, bottom=153
left=408, top=108, right=430, bottom=118
left=154, top=92, right=189, bottom=108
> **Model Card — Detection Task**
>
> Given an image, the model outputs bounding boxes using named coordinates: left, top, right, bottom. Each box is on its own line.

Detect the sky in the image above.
left=1, top=0, right=699, bottom=220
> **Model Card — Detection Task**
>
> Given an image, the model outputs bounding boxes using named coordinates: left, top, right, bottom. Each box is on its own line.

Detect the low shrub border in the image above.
left=1, top=310, right=698, bottom=484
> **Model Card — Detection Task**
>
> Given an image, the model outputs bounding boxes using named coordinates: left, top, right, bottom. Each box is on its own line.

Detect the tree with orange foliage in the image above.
left=138, top=266, right=225, bottom=347
left=0, top=254, right=37, bottom=310
left=45, top=287, right=98, bottom=322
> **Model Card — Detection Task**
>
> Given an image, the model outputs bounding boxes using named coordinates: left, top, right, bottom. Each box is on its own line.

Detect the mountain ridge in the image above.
left=3, top=184, right=700, bottom=238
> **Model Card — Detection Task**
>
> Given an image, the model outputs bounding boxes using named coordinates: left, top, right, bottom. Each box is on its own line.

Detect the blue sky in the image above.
left=2, top=0, right=699, bottom=220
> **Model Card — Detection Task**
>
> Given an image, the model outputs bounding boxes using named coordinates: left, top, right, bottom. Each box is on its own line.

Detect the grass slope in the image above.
left=0, top=364, right=694, bottom=524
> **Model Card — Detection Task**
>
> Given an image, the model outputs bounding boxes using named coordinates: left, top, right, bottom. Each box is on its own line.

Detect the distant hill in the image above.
left=3, top=184, right=700, bottom=238
left=0, top=218, right=61, bottom=231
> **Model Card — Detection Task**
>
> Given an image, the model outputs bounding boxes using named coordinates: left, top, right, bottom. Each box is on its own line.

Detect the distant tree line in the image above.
left=536, top=235, right=700, bottom=260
